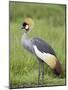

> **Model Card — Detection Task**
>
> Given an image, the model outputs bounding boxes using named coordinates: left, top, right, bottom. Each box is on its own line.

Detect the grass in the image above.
left=9, top=2, right=66, bottom=89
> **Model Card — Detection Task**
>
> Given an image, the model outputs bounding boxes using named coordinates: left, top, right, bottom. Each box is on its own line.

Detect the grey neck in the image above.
left=22, top=28, right=32, bottom=40
left=21, top=30, right=34, bottom=53
left=23, top=32, right=28, bottom=40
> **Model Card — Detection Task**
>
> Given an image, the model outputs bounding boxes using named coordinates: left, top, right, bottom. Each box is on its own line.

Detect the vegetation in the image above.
left=9, top=1, right=66, bottom=88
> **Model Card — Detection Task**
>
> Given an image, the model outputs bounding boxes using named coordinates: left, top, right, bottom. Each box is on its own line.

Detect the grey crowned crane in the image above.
left=21, top=17, right=62, bottom=84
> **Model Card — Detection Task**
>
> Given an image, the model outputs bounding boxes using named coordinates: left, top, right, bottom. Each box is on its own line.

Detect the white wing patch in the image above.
left=33, top=45, right=57, bottom=69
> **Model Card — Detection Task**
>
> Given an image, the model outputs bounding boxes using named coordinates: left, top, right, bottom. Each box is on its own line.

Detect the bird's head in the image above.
left=21, top=17, right=33, bottom=33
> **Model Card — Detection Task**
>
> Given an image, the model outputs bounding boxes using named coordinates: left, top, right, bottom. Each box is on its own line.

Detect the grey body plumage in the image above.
left=22, top=32, right=56, bottom=56
left=32, top=38, right=56, bottom=56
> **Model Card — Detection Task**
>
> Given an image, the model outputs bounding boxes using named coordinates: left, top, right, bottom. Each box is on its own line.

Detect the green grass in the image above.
left=9, top=2, right=66, bottom=89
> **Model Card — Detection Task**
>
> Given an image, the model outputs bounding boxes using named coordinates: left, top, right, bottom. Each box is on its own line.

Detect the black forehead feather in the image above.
left=23, top=22, right=27, bottom=26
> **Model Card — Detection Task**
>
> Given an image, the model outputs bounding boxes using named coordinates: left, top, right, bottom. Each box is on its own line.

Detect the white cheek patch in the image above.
left=33, top=45, right=57, bottom=69
left=25, top=25, right=29, bottom=29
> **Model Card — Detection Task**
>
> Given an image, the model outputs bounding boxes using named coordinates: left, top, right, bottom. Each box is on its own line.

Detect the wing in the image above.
left=32, top=38, right=62, bottom=76
left=32, top=37, right=56, bottom=56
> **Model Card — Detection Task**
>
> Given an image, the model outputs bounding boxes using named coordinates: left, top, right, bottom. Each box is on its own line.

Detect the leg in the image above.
left=38, top=60, right=41, bottom=85
left=41, top=61, right=44, bottom=84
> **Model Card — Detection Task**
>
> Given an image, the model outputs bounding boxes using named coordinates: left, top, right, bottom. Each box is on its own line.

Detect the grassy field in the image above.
left=9, top=2, right=66, bottom=88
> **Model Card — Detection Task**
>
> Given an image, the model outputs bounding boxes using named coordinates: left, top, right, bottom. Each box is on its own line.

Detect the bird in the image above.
left=21, top=17, right=62, bottom=84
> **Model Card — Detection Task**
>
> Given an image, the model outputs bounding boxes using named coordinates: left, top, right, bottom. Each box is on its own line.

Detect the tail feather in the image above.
left=53, top=60, right=62, bottom=76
